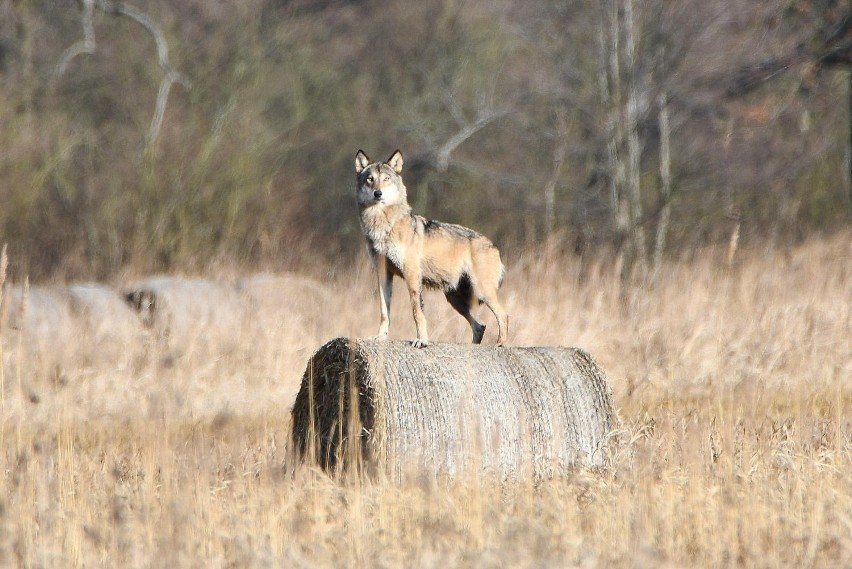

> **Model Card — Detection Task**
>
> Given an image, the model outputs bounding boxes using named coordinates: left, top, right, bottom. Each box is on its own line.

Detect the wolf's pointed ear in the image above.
left=387, top=150, right=403, bottom=174
left=355, top=150, right=371, bottom=174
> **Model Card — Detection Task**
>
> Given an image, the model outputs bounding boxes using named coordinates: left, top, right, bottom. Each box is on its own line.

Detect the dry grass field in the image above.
left=0, top=232, right=850, bottom=568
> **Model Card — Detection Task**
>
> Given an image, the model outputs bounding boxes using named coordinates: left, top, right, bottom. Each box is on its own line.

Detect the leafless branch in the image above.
left=54, top=0, right=96, bottom=78
left=54, top=0, right=190, bottom=152
left=436, top=108, right=508, bottom=172
left=441, top=91, right=468, bottom=129
left=102, top=1, right=190, bottom=89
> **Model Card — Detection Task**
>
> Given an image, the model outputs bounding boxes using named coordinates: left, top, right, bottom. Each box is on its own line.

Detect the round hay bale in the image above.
left=291, top=337, right=617, bottom=478
left=68, top=283, right=147, bottom=361
left=122, top=276, right=247, bottom=355
left=2, top=285, right=76, bottom=353
left=235, top=273, right=333, bottom=336
left=2, top=283, right=148, bottom=369
left=1, top=285, right=78, bottom=383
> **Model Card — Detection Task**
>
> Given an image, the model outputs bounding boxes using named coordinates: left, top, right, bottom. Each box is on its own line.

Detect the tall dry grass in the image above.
left=0, top=232, right=850, bottom=568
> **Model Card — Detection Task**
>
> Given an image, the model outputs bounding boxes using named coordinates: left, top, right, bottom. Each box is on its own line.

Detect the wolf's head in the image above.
left=355, top=150, right=407, bottom=209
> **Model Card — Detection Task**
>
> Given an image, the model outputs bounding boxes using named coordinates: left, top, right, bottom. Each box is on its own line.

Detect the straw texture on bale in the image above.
left=291, top=337, right=617, bottom=478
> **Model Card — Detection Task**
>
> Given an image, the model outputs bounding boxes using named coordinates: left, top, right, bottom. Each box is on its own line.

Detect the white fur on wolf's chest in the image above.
left=366, top=233, right=406, bottom=271
left=360, top=206, right=410, bottom=271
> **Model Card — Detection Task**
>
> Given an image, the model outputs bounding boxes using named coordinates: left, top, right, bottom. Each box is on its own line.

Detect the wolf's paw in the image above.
left=410, top=339, right=430, bottom=348
left=472, top=324, right=486, bottom=344
left=369, top=333, right=390, bottom=341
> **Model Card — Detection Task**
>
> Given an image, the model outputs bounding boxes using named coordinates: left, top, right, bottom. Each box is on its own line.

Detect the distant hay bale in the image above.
left=1, top=285, right=76, bottom=356
left=235, top=273, right=333, bottom=336
left=291, top=338, right=617, bottom=478
left=1, top=283, right=147, bottom=369
left=122, top=272, right=335, bottom=360
left=123, top=276, right=242, bottom=329
left=68, top=283, right=147, bottom=360
left=122, top=276, right=247, bottom=355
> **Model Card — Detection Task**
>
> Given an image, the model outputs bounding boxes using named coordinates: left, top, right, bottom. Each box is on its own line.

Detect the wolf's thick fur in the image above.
left=355, top=149, right=508, bottom=347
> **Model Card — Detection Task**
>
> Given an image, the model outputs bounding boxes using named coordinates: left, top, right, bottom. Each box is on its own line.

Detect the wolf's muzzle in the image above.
left=373, top=190, right=382, bottom=200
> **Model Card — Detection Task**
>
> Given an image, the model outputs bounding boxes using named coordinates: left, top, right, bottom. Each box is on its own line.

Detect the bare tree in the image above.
left=598, top=1, right=629, bottom=248
left=435, top=90, right=508, bottom=173
left=652, top=89, right=672, bottom=281
left=623, top=0, right=647, bottom=272
left=598, top=0, right=647, bottom=281
left=543, top=111, right=569, bottom=234
left=848, top=70, right=852, bottom=205
left=55, top=0, right=190, bottom=152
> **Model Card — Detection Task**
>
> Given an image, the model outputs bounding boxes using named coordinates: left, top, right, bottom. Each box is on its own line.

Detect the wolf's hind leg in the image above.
left=445, top=277, right=486, bottom=344
left=477, top=283, right=508, bottom=346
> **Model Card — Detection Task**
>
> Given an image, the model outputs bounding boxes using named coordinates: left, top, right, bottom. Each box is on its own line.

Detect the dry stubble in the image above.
left=0, top=232, right=850, bottom=568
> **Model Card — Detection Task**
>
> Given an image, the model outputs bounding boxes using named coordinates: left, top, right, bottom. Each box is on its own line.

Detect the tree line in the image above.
left=0, top=0, right=849, bottom=280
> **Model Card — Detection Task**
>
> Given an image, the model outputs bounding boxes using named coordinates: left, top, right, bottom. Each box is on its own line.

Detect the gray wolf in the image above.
left=355, top=149, right=508, bottom=347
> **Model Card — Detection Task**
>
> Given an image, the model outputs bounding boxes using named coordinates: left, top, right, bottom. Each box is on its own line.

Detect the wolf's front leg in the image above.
left=404, top=271, right=429, bottom=348
left=373, top=256, right=393, bottom=340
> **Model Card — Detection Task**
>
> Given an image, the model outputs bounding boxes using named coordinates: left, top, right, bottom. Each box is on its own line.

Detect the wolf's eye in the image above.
left=381, top=174, right=390, bottom=182
left=366, top=175, right=375, bottom=184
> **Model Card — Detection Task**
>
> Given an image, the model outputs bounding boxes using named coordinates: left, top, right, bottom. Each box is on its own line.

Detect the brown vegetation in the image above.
left=0, top=0, right=849, bottom=280
left=0, top=232, right=849, bottom=567
left=0, top=1, right=849, bottom=564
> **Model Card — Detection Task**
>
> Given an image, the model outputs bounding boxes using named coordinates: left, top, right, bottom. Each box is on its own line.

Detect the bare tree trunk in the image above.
left=847, top=70, right=852, bottom=212
left=601, top=2, right=629, bottom=247
left=544, top=138, right=567, bottom=235
left=624, top=0, right=646, bottom=274
left=17, top=7, right=36, bottom=123
left=652, top=90, right=672, bottom=281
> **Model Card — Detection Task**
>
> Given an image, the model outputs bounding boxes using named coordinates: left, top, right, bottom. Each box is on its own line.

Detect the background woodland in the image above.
left=0, top=0, right=849, bottom=280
